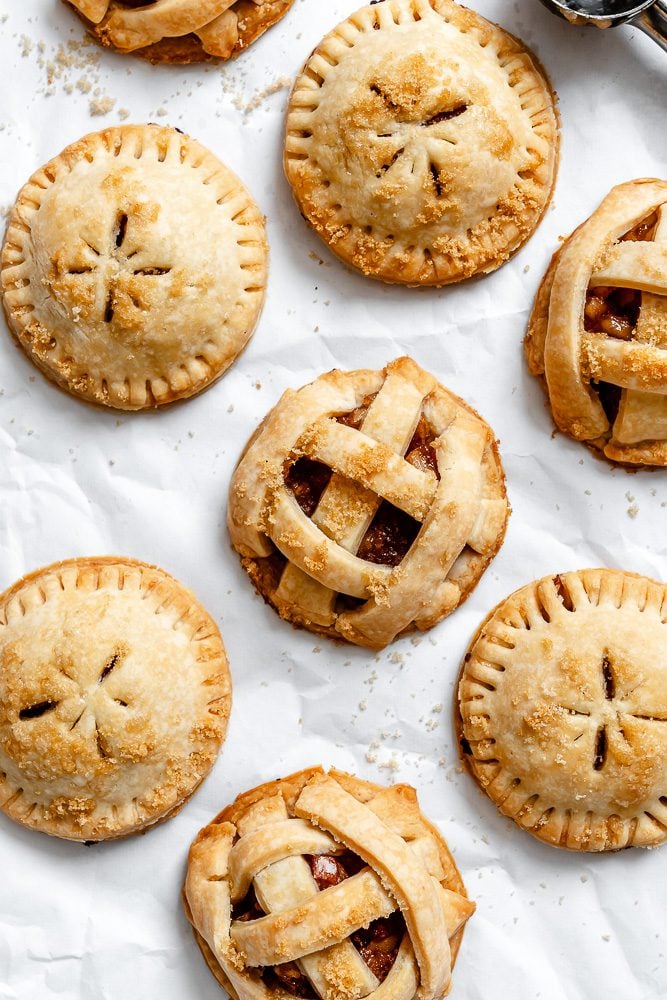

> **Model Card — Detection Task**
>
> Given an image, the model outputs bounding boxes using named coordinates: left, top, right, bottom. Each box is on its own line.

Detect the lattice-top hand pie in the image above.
left=1, top=124, right=267, bottom=410
left=184, top=767, right=475, bottom=999
left=0, top=557, right=231, bottom=841
left=526, top=179, right=667, bottom=466
left=65, top=0, right=295, bottom=63
left=458, top=569, right=667, bottom=852
left=228, top=357, right=509, bottom=649
left=284, top=0, right=559, bottom=285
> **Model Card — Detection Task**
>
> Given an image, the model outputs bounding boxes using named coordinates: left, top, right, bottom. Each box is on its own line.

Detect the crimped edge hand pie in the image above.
left=0, top=124, right=268, bottom=410
left=526, top=178, right=667, bottom=467
left=0, top=557, right=231, bottom=842
left=457, top=569, right=667, bottom=852
left=64, top=0, right=295, bottom=64
left=284, top=0, right=559, bottom=285
left=228, top=357, right=509, bottom=649
left=184, top=767, right=475, bottom=1000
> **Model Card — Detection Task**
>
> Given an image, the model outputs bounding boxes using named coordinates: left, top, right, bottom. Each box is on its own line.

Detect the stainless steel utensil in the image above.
left=538, top=0, right=667, bottom=52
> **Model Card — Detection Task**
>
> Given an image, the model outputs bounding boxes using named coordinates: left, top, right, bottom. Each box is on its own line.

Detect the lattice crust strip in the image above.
left=228, top=357, right=508, bottom=648
left=526, top=178, right=667, bottom=466
left=185, top=769, right=475, bottom=1000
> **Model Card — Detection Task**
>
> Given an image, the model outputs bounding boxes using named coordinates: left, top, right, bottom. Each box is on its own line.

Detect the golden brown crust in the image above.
left=64, top=0, right=295, bottom=63
left=457, top=569, right=667, bottom=852
left=284, top=0, right=559, bottom=286
left=184, top=767, right=473, bottom=999
left=228, top=357, right=509, bottom=649
left=525, top=178, right=667, bottom=467
left=0, top=556, right=231, bottom=841
left=0, top=124, right=268, bottom=411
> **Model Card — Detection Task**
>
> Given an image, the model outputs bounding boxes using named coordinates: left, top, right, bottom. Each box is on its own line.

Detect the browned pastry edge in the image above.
left=183, top=767, right=469, bottom=996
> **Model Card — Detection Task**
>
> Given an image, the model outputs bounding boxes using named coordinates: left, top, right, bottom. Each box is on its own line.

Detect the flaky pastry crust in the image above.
left=64, top=0, right=294, bottom=63
left=526, top=178, right=667, bottom=466
left=284, top=0, right=559, bottom=285
left=0, top=556, right=231, bottom=841
left=0, top=124, right=267, bottom=410
left=184, top=767, right=474, bottom=999
left=227, top=357, right=509, bottom=649
left=457, top=569, right=667, bottom=851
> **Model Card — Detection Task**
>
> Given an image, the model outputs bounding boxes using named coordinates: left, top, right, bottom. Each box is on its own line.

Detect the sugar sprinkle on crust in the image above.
left=284, top=0, right=559, bottom=286
left=0, top=556, right=231, bottom=841
left=0, top=124, right=268, bottom=411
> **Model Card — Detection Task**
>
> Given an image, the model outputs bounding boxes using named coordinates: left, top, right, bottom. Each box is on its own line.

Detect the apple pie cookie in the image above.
left=0, top=124, right=267, bottom=410
left=0, top=557, right=231, bottom=841
left=284, top=0, right=559, bottom=285
left=457, top=569, right=667, bottom=851
left=526, top=178, right=667, bottom=466
left=64, top=0, right=295, bottom=63
left=184, top=767, right=475, bottom=999
left=228, top=357, right=509, bottom=649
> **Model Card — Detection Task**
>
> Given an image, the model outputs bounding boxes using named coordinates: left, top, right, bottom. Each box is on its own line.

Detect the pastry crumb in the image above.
left=89, top=96, right=116, bottom=117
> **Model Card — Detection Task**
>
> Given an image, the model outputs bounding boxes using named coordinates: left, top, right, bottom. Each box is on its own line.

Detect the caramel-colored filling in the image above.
left=308, top=853, right=404, bottom=984
left=352, top=912, right=405, bottom=983
left=584, top=286, right=640, bottom=341
left=285, top=459, right=332, bottom=517
left=265, top=965, right=317, bottom=998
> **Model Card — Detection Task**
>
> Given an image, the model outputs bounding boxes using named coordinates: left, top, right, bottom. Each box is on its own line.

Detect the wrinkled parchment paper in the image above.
left=0, top=2, right=665, bottom=997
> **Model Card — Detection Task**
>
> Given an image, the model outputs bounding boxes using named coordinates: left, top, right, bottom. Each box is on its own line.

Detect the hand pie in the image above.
left=457, top=569, right=667, bottom=852
left=228, top=357, right=509, bottom=649
left=526, top=178, right=667, bottom=466
left=0, top=557, right=231, bottom=841
left=284, top=0, right=559, bottom=285
left=184, top=767, right=475, bottom=999
left=64, top=0, right=295, bottom=63
left=0, top=124, right=267, bottom=410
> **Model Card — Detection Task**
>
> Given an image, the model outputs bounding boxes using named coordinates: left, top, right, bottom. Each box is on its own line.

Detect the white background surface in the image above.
left=0, top=1, right=666, bottom=998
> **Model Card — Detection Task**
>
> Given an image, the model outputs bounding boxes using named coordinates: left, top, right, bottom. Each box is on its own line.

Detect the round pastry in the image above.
left=526, top=178, right=667, bottom=467
left=0, top=557, right=231, bottom=841
left=64, top=0, right=295, bottom=63
left=184, top=767, right=475, bottom=1000
left=284, top=0, right=559, bottom=286
left=228, top=356, right=509, bottom=649
left=0, top=124, right=268, bottom=410
left=457, top=569, right=667, bottom=852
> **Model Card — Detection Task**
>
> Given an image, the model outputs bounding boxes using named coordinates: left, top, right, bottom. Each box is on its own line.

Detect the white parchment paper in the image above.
left=0, top=2, right=665, bottom=998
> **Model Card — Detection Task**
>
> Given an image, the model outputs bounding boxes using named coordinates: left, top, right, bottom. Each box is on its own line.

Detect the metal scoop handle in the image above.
left=632, top=1, right=667, bottom=52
